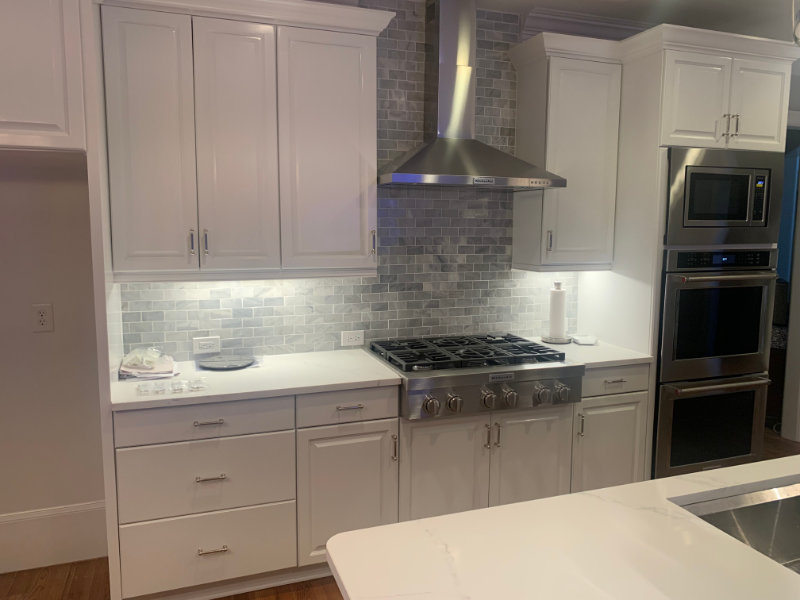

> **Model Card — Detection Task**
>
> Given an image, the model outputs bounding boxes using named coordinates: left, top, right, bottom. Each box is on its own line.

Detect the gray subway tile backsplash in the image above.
left=119, top=3, right=581, bottom=360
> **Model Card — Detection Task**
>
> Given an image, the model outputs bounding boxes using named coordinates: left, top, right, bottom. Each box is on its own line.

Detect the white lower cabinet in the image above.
left=489, top=406, right=574, bottom=507
left=296, top=418, right=398, bottom=566
left=400, top=407, right=573, bottom=520
left=571, top=391, right=647, bottom=492
left=119, top=502, right=296, bottom=598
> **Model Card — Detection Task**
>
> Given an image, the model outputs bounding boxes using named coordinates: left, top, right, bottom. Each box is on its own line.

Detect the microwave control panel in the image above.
left=752, top=174, right=767, bottom=223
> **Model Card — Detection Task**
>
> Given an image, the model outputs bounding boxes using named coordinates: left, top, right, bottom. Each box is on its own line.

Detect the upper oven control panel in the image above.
left=666, top=248, right=777, bottom=273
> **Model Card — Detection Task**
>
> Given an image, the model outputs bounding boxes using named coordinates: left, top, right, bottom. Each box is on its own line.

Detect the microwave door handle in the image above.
left=665, top=378, right=771, bottom=396
left=679, top=273, right=777, bottom=284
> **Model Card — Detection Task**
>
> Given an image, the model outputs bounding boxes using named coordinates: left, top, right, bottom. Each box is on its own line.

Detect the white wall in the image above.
left=0, top=149, right=106, bottom=572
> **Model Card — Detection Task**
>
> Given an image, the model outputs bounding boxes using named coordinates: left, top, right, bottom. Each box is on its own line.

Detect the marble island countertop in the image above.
left=327, top=456, right=800, bottom=599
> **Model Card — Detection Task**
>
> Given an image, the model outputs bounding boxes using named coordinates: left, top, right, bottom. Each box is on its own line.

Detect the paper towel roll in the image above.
left=549, top=281, right=566, bottom=340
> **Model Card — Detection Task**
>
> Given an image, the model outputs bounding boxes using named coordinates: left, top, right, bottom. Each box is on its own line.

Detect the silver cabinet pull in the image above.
left=494, top=422, right=502, bottom=448
left=577, top=413, right=585, bottom=437
left=336, top=404, right=365, bottom=411
left=197, top=545, right=228, bottom=556
left=193, top=418, right=224, bottom=427
left=189, top=229, right=196, bottom=256
left=370, top=229, right=377, bottom=256
left=484, top=423, right=492, bottom=449
left=732, top=114, right=740, bottom=137
left=195, top=473, right=227, bottom=483
left=721, top=113, right=731, bottom=138
left=391, top=434, right=398, bottom=461
left=203, top=229, right=209, bottom=256
left=604, top=378, right=627, bottom=384
left=546, top=230, right=554, bottom=251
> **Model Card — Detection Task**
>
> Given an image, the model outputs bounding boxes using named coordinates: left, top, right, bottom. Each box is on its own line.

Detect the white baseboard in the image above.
left=0, top=500, right=107, bottom=573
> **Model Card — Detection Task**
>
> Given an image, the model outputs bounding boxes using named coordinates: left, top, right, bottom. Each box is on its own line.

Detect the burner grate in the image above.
left=370, top=334, right=565, bottom=371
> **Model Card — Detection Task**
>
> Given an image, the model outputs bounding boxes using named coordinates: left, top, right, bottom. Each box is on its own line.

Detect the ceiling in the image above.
left=476, top=0, right=795, bottom=41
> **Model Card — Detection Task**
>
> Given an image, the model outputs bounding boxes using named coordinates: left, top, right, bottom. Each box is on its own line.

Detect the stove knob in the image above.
left=480, top=387, right=497, bottom=409
left=422, top=394, right=441, bottom=416
left=532, top=384, right=552, bottom=406
left=554, top=383, right=571, bottom=403
left=501, top=385, right=518, bottom=408
left=447, top=393, right=464, bottom=413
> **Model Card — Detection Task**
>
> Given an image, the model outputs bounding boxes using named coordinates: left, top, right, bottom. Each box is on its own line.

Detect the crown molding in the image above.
left=97, top=0, right=395, bottom=36
left=521, top=7, right=650, bottom=42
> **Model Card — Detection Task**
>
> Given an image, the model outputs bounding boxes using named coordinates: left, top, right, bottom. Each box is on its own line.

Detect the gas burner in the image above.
left=369, top=333, right=566, bottom=372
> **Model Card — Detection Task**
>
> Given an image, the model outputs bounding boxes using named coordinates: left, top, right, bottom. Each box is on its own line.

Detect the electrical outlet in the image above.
left=193, top=336, right=221, bottom=354
left=32, top=303, right=54, bottom=333
left=341, top=330, right=364, bottom=347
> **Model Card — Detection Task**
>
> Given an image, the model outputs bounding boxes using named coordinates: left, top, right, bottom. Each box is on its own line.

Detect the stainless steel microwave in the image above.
left=666, top=148, right=783, bottom=246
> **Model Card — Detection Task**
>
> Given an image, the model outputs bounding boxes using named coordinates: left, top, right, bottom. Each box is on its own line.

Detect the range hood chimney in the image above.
left=378, top=0, right=565, bottom=190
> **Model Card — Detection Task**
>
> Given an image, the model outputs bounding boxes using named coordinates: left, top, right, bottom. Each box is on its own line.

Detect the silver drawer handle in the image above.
left=195, top=473, right=227, bottom=483
left=604, top=378, right=627, bottom=384
left=336, top=404, right=365, bottom=411
left=193, top=418, right=224, bottom=427
left=197, top=545, right=228, bottom=556
left=391, top=434, right=398, bottom=461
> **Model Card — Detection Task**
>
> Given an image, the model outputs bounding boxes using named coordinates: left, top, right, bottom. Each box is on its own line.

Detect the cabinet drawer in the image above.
left=113, top=396, right=294, bottom=447
left=582, top=364, right=650, bottom=397
left=116, top=431, right=295, bottom=524
left=296, top=386, right=397, bottom=428
left=119, top=501, right=296, bottom=598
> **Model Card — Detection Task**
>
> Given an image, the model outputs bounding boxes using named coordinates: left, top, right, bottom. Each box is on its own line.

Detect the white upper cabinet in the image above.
left=103, top=7, right=199, bottom=274
left=0, top=0, right=85, bottom=149
left=660, top=50, right=792, bottom=151
left=660, top=51, right=731, bottom=148
left=728, top=57, right=792, bottom=151
left=511, top=35, right=621, bottom=270
left=277, top=27, right=377, bottom=270
left=193, top=17, right=281, bottom=272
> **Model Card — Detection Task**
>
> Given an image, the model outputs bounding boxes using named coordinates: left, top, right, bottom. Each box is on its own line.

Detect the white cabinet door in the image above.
left=572, top=391, right=647, bottom=493
left=102, top=7, right=199, bottom=273
left=660, top=51, right=731, bottom=148
left=277, top=27, right=377, bottom=270
left=488, top=406, right=573, bottom=507
left=541, top=58, right=620, bottom=266
left=399, top=416, right=490, bottom=521
left=297, top=419, right=398, bottom=566
left=193, top=17, right=282, bottom=272
left=728, top=57, right=791, bottom=152
left=0, top=0, right=85, bottom=149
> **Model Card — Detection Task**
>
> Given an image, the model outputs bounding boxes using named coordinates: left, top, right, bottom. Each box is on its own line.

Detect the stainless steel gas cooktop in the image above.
left=369, top=334, right=583, bottom=420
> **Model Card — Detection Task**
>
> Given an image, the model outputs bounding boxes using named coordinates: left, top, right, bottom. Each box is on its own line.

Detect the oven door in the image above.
left=655, top=375, right=768, bottom=478
left=660, top=270, right=775, bottom=382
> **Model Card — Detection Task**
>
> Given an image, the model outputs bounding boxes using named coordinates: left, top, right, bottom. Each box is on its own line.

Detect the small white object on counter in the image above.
left=536, top=337, right=652, bottom=369
left=327, top=456, right=800, bottom=600
left=547, top=280, right=567, bottom=340
left=110, top=349, right=401, bottom=410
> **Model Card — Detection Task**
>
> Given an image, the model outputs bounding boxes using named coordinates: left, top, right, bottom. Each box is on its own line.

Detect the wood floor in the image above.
left=0, top=558, right=343, bottom=600
left=5, top=429, right=800, bottom=600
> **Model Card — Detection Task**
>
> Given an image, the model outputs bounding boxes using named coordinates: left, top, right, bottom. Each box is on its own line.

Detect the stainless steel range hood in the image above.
left=378, top=0, right=565, bottom=190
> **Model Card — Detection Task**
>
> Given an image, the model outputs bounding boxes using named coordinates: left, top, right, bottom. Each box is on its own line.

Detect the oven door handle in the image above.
left=679, top=272, right=777, bottom=284
left=665, top=378, right=771, bottom=396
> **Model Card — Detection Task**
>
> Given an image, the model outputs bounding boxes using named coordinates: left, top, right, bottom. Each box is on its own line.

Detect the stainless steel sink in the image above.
left=681, top=483, right=800, bottom=573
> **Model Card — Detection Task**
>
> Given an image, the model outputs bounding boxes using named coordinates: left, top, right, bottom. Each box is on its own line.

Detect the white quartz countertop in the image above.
left=110, top=349, right=401, bottom=410
left=327, top=456, right=800, bottom=600
left=537, top=337, right=653, bottom=369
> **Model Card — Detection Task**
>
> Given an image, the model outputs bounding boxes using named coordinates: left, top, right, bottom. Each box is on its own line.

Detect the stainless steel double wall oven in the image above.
left=655, top=148, right=783, bottom=478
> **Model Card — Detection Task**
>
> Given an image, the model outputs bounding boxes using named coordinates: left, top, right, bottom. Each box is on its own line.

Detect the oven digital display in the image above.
left=712, top=254, right=736, bottom=266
